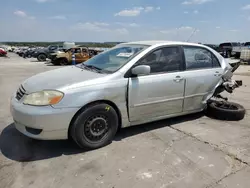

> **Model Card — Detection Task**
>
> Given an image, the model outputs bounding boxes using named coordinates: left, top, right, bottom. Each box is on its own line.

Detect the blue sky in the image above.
left=1, top=0, right=250, bottom=43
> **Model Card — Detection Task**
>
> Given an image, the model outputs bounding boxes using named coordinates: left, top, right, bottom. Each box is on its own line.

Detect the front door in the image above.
left=73, top=48, right=83, bottom=63
left=78, top=48, right=90, bottom=62
left=128, top=46, right=186, bottom=122
left=181, top=45, right=224, bottom=111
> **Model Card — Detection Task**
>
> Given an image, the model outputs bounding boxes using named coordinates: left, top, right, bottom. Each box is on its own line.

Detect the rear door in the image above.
left=181, top=45, right=223, bottom=112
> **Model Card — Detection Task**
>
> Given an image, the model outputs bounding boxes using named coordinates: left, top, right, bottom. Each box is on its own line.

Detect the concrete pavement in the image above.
left=0, top=53, right=250, bottom=188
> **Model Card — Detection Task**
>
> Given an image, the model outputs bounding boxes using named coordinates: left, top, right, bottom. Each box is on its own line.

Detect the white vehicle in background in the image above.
left=217, top=42, right=241, bottom=58
left=232, top=42, right=250, bottom=58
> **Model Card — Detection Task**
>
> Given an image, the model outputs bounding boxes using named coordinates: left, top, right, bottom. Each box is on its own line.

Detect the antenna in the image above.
left=186, top=28, right=197, bottom=42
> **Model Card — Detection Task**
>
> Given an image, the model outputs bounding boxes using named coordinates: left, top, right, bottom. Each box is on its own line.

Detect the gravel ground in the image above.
left=1, top=53, right=250, bottom=188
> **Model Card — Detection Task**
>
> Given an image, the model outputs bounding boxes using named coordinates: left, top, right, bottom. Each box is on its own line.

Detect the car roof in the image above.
left=121, top=40, right=206, bottom=47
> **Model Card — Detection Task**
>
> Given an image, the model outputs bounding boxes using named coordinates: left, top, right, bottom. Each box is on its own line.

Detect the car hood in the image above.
left=22, top=66, right=107, bottom=93
left=50, top=51, right=65, bottom=56
left=35, top=48, right=48, bottom=53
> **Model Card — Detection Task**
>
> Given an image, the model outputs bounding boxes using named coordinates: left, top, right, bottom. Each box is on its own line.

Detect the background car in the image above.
left=218, top=42, right=241, bottom=58
left=32, top=45, right=64, bottom=61
left=0, top=47, right=7, bottom=56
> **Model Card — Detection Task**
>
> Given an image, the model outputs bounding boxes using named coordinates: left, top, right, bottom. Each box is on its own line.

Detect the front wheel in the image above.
left=37, top=54, right=47, bottom=61
left=70, top=103, right=119, bottom=149
left=51, top=60, right=60, bottom=66
left=207, top=101, right=245, bottom=121
left=59, top=58, right=68, bottom=65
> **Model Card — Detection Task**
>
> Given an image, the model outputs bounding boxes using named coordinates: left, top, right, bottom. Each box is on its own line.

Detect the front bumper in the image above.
left=32, top=53, right=39, bottom=58
left=48, top=54, right=57, bottom=61
left=10, top=95, right=79, bottom=140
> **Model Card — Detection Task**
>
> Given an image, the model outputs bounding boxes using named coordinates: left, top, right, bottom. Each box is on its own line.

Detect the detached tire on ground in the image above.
left=207, top=101, right=245, bottom=121
left=70, top=103, right=119, bottom=149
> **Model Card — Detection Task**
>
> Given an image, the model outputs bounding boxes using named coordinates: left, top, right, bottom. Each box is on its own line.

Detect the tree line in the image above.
left=2, top=42, right=123, bottom=48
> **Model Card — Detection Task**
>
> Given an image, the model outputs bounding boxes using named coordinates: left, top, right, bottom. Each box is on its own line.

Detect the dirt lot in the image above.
left=0, top=53, right=250, bottom=188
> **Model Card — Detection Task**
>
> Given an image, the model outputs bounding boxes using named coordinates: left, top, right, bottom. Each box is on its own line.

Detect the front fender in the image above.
left=52, top=81, right=130, bottom=127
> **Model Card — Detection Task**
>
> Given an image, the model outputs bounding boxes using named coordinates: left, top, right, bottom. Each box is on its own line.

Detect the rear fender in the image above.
left=213, top=61, right=242, bottom=96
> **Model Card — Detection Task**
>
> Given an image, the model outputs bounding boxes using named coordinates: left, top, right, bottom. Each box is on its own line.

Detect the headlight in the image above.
left=23, top=90, right=64, bottom=106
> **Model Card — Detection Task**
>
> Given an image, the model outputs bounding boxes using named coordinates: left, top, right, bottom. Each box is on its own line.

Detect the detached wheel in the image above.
left=207, top=101, right=245, bottom=121
left=37, top=54, right=47, bottom=61
left=70, top=103, right=119, bottom=149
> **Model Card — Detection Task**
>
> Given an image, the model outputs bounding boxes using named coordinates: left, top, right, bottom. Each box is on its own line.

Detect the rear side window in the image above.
left=231, top=42, right=240, bottom=46
left=74, top=48, right=81, bottom=53
left=212, top=55, right=220, bottom=67
left=183, top=46, right=221, bottom=70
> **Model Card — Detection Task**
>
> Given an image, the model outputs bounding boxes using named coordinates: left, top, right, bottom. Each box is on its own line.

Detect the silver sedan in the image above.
left=10, top=41, right=237, bottom=149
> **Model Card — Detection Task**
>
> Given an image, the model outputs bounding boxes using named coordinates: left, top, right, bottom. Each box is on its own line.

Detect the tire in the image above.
left=70, top=103, right=119, bottom=149
left=59, top=58, right=68, bottom=66
left=51, top=60, right=60, bottom=66
left=207, top=101, right=245, bottom=121
left=37, top=54, right=47, bottom=61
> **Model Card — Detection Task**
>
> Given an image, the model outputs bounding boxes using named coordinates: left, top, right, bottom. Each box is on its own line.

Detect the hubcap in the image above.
left=39, top=55, right=46, bottom=61
left=84, top=115, right=109, bottom=142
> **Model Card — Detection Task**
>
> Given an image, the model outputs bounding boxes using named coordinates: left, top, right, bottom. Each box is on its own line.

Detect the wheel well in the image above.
left=38, top=53, right=46, bottom=57
left=58, top=57, right=68, bottom=61
left=68, top=100, right=122, bottom=139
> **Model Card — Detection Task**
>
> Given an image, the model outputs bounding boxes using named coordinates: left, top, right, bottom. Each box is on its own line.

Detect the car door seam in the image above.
left=132, top=96, right=185, bottom=107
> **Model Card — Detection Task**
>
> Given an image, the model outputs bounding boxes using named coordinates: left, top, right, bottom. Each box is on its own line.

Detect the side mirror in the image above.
left=195, top=53, right=207, bottom=61
left=131, top=65, right=151, bottom=76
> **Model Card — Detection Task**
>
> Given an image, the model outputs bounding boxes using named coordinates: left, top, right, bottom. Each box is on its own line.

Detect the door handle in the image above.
left=214, top=71, right=222, bottom=76
left=173, top=76, right=184, bottom=82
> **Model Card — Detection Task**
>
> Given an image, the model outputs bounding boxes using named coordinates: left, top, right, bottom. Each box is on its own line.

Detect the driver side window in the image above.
left=74, top=48, right=81, bottom=53
left=135, top=46, right=183, bottom=74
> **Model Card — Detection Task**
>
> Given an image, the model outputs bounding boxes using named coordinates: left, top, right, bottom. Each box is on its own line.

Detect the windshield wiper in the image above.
left=85, top=64, right=102, bottom=71
left=81, top=64, right=104, bottom=73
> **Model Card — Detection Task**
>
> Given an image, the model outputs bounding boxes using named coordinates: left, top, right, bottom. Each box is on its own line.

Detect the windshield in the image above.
left=231, top=42, right=240, bottom=46
left=77, top=44, right=149, bottom=73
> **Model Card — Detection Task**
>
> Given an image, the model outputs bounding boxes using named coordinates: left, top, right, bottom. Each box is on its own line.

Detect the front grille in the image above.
left=16, top=85, right=26, bottom=100
left=50, top=55, right=57, bottom=61
left=25, top=126, right=42, bottom=135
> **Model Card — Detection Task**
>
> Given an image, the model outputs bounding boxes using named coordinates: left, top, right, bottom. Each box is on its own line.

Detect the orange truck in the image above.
left=49, top=47, right=102, bottom=65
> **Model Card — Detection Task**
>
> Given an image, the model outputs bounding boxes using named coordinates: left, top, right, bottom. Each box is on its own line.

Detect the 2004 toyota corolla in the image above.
left=10, top=41, right=242, bottom=149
